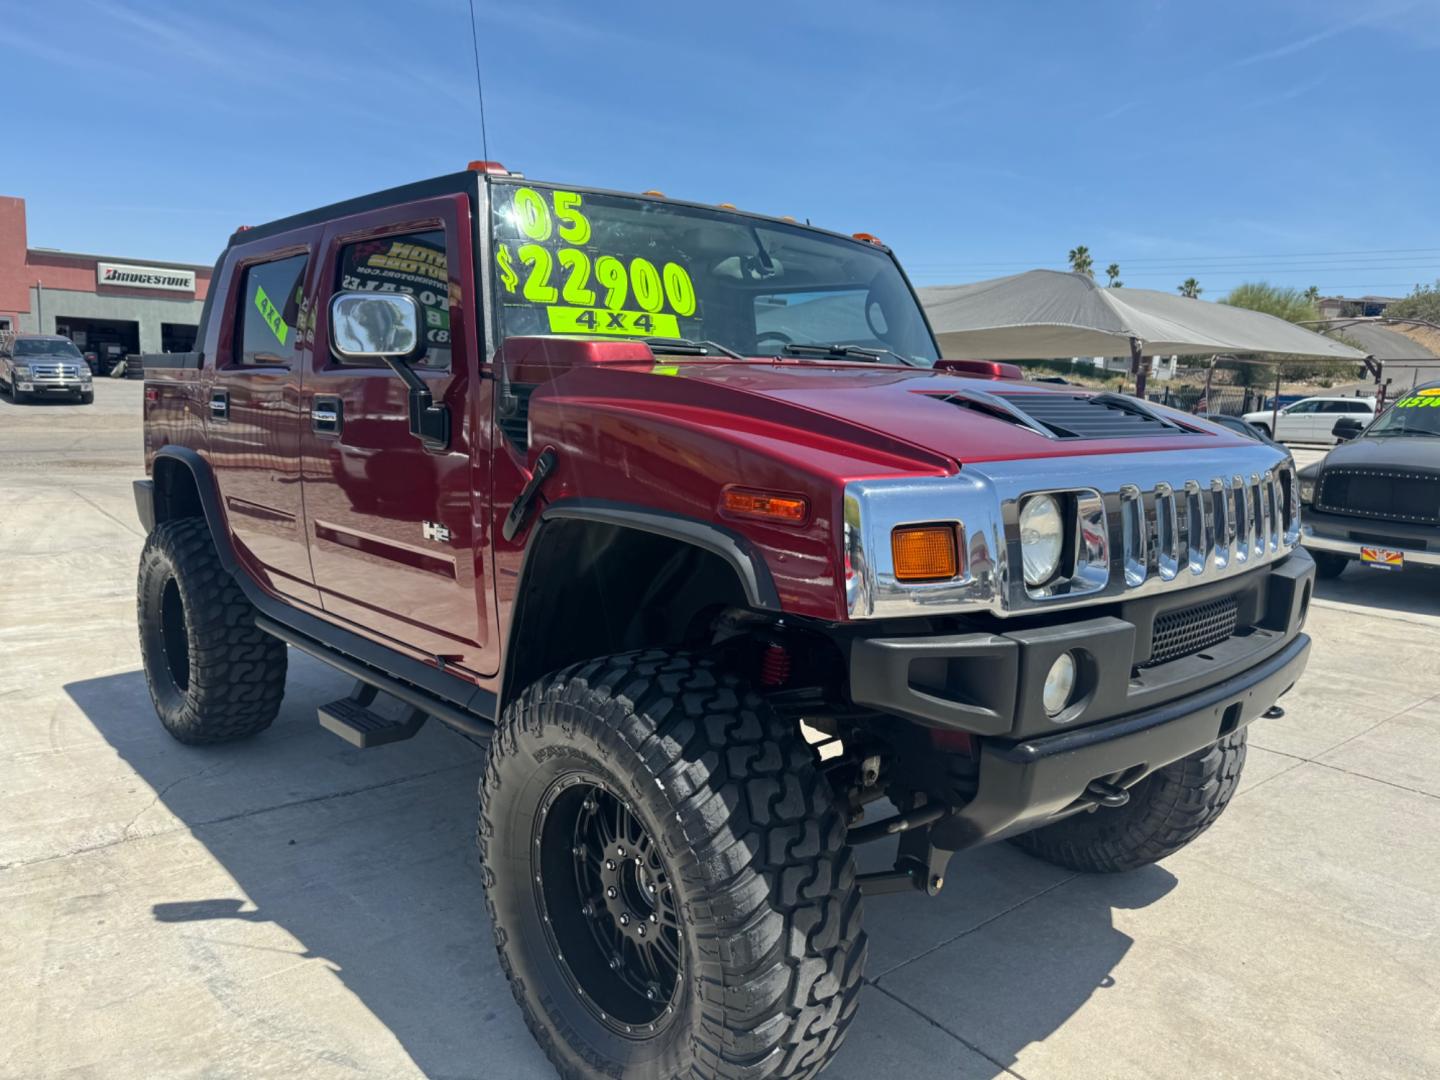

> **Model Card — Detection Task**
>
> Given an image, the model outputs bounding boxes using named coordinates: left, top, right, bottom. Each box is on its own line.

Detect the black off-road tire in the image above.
left=1012, top=731, right=1247, bottom=873
left=137, top=517, right=287, bottom=745
left=1310, top=550, right=1349, bottom=579
left=79, top=389, right=94, bottom=405
left=479, top=651, right=866, bottom=1080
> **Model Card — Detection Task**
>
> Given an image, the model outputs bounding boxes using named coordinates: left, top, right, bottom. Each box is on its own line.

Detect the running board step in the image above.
left=318, top=681, right=427, bottom=748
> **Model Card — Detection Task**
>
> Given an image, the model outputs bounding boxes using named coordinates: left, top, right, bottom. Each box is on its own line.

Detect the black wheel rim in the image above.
left=533, top=775, right=683, bottom=1038
left=159, top=576, right=190, bottom=691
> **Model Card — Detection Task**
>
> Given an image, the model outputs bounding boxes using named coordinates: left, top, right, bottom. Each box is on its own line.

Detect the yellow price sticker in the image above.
left=546, top=305, right=679, bottom=337
left=254, top=284, right=289, bottom=346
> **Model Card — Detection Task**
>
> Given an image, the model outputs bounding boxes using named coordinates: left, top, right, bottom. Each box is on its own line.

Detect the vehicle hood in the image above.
left=1319, top=434, right=1440, bottom=472
left=658, top=361, right=1250, bottom=465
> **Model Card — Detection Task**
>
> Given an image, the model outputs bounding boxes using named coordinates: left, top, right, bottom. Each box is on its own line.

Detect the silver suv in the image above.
left=0, top=334, right=94, bottom=404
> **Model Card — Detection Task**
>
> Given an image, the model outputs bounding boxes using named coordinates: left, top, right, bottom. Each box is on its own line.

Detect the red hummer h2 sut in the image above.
left=134, top=164, right=1313, bottom=1079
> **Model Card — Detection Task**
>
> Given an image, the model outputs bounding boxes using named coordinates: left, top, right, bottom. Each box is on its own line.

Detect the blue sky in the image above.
left=4, top=0, right=1438, bottom=298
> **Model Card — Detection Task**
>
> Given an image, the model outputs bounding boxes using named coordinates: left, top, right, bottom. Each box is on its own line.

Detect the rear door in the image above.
left=202, top=229, right=322, bottom=606
left=298, top=194, right=496, bottom=677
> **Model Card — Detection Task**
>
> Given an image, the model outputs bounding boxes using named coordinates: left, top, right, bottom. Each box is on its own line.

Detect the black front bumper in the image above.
left=930, top=631, right=1308, bottom=849
left=844, top=552, right=1315, bottom=851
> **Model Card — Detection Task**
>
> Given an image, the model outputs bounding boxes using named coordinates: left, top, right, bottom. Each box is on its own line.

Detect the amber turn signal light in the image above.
left=721, top=487, right=808, bottom=525
left=891, top=525, right=959, bottom=581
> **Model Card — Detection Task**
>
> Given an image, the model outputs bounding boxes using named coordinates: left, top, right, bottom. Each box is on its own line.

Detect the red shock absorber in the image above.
left=759, top=641, right=792, bottom=688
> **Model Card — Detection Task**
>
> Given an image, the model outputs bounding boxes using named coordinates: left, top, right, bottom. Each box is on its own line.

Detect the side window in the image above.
left=1288, top=401, right=1316, bottom=414
left=235, top=253, right=309, bottom=367
left=336, top=229, right=451, bottom=370
left=1347, top=401, right=1371, bottom=413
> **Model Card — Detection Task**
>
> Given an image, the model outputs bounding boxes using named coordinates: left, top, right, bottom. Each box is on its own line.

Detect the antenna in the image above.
left=465, top=0, right=490, bottom=163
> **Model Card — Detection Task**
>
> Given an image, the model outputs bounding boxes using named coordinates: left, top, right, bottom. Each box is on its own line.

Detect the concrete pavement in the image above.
left=2, top=381, right=1439, bottom=1079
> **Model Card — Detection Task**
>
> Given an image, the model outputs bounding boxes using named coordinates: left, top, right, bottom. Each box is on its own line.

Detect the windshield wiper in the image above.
left=642, top=336, right=743, bottom=360
left=779, top=342, right=924, bottom=367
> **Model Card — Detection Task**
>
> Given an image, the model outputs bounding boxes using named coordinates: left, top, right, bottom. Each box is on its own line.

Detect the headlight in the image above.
left=1019, top=494, right=1065, bottom=586
left=1298, top=478, right=1315, bottom=505
left=13, top=364, right=31, bottom=377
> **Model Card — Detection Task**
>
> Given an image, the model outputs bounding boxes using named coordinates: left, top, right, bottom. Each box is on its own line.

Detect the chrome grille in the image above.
left=1144, top=595, right=1240, bottom=667
left=1316, top=467, right=1440, bottom=526
left=1119, top=468, right=1293, bottom=591
left=28, top=362, right=81, bottom=378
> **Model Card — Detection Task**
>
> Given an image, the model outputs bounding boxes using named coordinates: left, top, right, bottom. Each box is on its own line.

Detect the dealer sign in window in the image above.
left=96, top=262, right=196, bottom=293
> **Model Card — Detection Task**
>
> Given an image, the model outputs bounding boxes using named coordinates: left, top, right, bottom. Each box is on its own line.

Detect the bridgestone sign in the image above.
left=96, top=262, right=196, bottom=292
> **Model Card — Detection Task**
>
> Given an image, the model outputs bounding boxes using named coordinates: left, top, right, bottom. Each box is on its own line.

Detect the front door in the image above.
left=299, top=194, right=495, bottom=677
left=1276, top=400, right=1318, bottom=441
left=203, top=228, right=322, bottom=606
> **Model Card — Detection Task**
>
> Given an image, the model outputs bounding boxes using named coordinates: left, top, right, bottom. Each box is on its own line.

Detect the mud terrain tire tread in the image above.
left=137, top=517, right=287, bottom=744
left=479, top=650, right=866, bottom=1080
left=1012, top=731, right=1247, bottom=873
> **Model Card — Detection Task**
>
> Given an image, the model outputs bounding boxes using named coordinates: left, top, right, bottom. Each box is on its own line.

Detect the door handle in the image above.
left=209, top=389, right=229, bottom=421
left=312, top=396, right=343, bottom=436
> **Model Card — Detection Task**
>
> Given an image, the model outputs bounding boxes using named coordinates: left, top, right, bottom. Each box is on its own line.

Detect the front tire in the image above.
left=137, top=517, right=287, bottom=744
left=1311, top=550, right=1349, bottom=579
left=1012, top=731, right=1247, bottom=873
left=79, top=389, right=94, bottom=404
left=480, top=651, right=865, bottom=1080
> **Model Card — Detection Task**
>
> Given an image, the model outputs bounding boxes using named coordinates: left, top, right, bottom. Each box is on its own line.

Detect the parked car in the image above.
left=133, top=166, right=1313, bottom=1080
left=1197, top=412, right=1283, bottom=446
left=1242, top=395, right=1375, bottom=443
left=1298, top=383, right=1440, bottom=578
left=0, top=333, right=94, bottom=403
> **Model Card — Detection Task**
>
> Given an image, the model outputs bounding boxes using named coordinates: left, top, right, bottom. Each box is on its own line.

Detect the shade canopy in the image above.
left=917, top=270, right=1367, bottom=361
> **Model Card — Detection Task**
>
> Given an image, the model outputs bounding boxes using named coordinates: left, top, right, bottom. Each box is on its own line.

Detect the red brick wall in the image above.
left=0, top=197, right=29, bottom=321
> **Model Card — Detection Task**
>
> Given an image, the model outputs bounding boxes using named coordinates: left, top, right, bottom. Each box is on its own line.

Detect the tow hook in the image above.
left=1085, top=779, right=1130, bottom=808
left=502, top=446, right=558, bottom=542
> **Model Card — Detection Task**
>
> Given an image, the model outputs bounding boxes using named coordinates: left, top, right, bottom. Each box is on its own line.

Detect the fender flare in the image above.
left=497, top=499, right=782, bottom=709
left=538, top=499, right=781, bottom=611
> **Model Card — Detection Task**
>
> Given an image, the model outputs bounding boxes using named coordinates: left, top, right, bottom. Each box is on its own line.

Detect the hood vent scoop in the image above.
left=993, top=392, right=1195, bottom=440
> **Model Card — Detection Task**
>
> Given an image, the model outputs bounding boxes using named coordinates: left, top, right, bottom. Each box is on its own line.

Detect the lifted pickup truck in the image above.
left=135, top=164, right=1313, bottom=1079
left=1299, top=382, right=1440, bottom=577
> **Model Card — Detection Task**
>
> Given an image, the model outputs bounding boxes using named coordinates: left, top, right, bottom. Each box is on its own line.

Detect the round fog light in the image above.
left=1043, top=652, right=1077, bottom=717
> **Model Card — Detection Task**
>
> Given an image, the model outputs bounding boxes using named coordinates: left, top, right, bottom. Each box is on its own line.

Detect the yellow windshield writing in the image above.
left=546, top=305, right=680, bottom=338
left=496, top=187, right=699, bottom=336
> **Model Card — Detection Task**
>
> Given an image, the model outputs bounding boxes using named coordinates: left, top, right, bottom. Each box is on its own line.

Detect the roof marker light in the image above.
left=642, top=189, right=666, bottom=197
left=467, top=160, right=510, bottom=174
left=852, top=232, right=884, bottom=246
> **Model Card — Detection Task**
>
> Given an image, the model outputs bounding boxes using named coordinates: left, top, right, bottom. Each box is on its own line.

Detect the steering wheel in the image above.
left=756, top=331, right=793, bottom=353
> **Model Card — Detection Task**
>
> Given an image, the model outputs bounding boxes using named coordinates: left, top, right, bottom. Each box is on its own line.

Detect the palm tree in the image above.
left=1105, top=263, right=1123, bottom=288
left=1067, top=245, right=1094, bottom=279
left=1304, top=285, right=1320, bottom=304
left=1178, top=278, right=1202, bottom=299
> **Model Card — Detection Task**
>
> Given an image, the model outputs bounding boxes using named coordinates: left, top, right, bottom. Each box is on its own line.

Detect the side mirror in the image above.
left=329, top=291, right=449, bottom=452
left=1331, top=417, right=1364, bottom=442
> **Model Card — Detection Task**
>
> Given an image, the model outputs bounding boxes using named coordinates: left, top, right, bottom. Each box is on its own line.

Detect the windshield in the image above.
left=488, top=181, right=938, bottom=365
left=1367, top=390, right=1440, bottom=436
left=15, top=338, right=83, bottom=358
